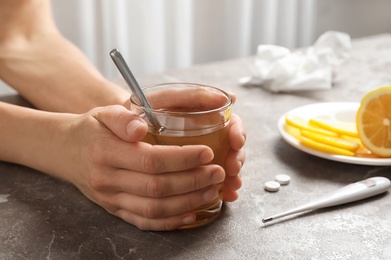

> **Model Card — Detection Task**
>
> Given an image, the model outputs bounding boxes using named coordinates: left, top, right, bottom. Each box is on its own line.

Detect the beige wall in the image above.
left=2, top=0, right=391, bottom=94
left=315, top=0, right=391, bottom=40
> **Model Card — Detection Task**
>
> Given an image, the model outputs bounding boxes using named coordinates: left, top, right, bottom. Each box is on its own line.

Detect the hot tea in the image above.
left=130, top=82, right=232, bottom=228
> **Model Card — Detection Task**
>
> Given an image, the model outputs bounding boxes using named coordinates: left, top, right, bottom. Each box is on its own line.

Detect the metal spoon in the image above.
left=109, top=49, right=164, bottom=133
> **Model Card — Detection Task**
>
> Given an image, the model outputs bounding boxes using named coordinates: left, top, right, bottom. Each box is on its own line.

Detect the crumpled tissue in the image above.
left=239, top=31, right=352, bottom=92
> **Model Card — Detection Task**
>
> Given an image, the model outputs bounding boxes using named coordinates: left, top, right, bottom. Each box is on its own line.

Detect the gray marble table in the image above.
left=1, top=34, right=391, bottom=260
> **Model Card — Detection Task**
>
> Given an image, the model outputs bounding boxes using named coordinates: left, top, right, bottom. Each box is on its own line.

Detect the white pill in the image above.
left=275, top=174, right=291, bottom=185
left=264, top=181, right=280, bottom=192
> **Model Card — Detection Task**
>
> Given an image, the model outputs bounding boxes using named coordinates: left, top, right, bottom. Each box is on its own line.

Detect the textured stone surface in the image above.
left=1, top=34, right=391, bottom=259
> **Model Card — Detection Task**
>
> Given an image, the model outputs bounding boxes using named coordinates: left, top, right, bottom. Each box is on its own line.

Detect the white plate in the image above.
left=278, top=102, right=391, bottom=166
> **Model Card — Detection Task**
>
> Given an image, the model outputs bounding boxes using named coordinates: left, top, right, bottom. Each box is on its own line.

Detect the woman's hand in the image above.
left=66, top=105, right=245, bottom=230
left=56, top=105, right=226, bottom=231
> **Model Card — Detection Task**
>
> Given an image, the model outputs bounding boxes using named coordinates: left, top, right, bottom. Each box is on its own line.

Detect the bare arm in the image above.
left=0, top=0, right=129, bottom=113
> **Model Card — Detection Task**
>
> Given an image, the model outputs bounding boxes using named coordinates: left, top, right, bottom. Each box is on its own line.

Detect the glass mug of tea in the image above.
left=130, top=82, right=232, bottom=229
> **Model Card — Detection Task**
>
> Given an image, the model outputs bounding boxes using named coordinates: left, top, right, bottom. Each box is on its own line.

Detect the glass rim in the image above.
left=130, top=82, right=233, bottom=116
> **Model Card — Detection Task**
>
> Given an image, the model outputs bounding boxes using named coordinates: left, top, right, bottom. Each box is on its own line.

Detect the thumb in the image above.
left=93, top=105, right=148, bottom=142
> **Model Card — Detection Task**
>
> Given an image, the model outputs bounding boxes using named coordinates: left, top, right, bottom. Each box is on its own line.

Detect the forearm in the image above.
left=0, top=34, right=129, bottom=113
left=0, top=0, right=129, bottom=113
left=0, top=101, right=75, bottom=180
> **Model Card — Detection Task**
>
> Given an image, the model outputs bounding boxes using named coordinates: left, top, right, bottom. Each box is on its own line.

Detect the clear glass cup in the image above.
left=130, top=82, right=232, bottom=229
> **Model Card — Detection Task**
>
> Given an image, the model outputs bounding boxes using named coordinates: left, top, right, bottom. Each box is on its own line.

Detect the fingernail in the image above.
left=240, top=131, right=246, bottom=146
left=199, top=149, right=214, bottom=164
left=211, top=169, right=225, bottom=184
left=182, top=214, right=196, bottom=225
left=238, top=158, right=243, bottom=169
left=203, top=186, right=218, bottom=202
left=126, top=119, right=145, bottom=135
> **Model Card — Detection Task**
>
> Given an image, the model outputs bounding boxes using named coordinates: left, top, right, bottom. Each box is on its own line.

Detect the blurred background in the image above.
left=51, top=0, right=391, bottom=79
left=1, top=0, right=391, bottom=94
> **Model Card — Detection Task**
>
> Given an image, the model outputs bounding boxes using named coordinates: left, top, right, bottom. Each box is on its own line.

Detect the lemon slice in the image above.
left=309, top=118, right=358, bottom=137
left=301, top=130, right=360, bottom=152
left=285, top=116, right=337, bottom=137
left=300, top=137, right=355, bottom=156
left=356, top=86, right=391, bottom=157
left=284, top=123, right=301, bottom=140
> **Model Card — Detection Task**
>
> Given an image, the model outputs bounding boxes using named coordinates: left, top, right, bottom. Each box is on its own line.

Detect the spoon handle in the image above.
left=110, top=49, right=163, bottom=133
left=110, top=49, right=151, bottom=108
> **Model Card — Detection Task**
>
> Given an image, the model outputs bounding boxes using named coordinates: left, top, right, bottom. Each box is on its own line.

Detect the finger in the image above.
left=223, top=174, right=242, bottom=193
left=222, top=189, right=239, bottom=202
left=95, top=165, right=225, bottom=198
left=116, top=210, right=196, bottom=231
left=226, top=92, right=237, bottom=103
left=228, top=114, right=246, bottom=151
left=108, top=185, right=219, bottom=220
left=97, top=140, right=214, bottom=173
left=225, top=148, right=245, bottom=177
left=92, top=105, right=148, bottom=142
